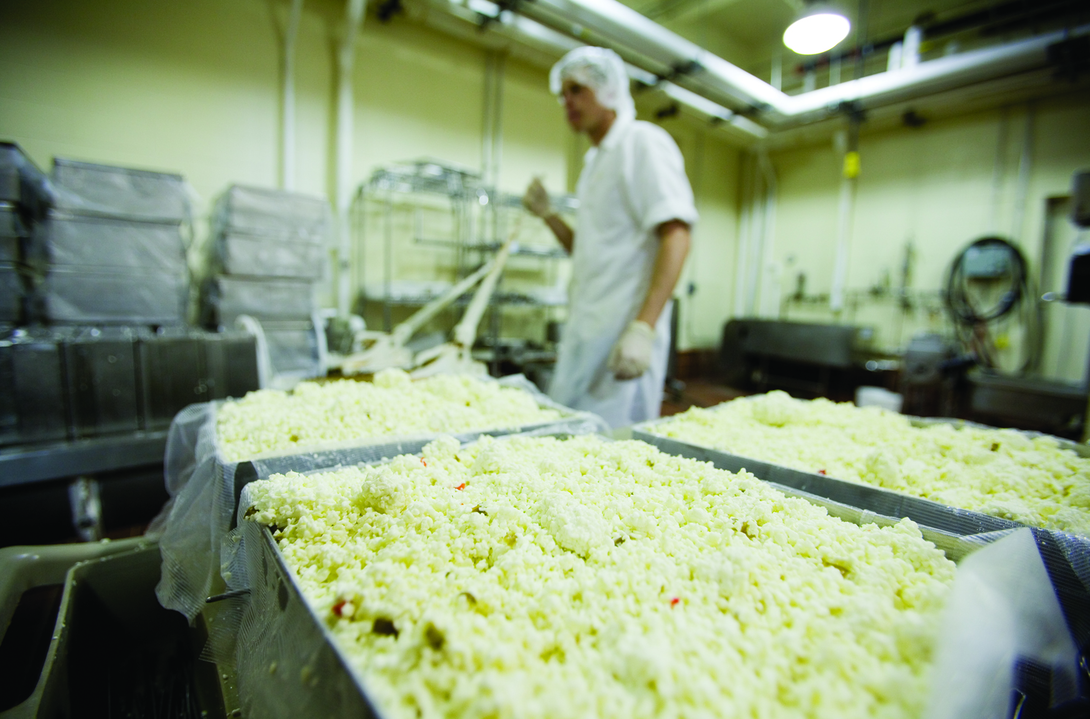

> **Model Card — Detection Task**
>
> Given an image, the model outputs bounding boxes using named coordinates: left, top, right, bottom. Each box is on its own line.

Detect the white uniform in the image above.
left=549, top=115, right=698, bottom=429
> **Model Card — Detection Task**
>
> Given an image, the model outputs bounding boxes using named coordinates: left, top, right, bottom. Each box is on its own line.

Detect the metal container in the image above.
left=32, top=267, right=188, bottom=326
left=218, top=184, right=329, bottom=238
left=0, top=264, right=23, bottom=324
left=137, top=331, right=208, bottom=431
left=0, top=203, right=25, bottom=264
left=202, top=331, right=260, bottom=401
left=51, top=157, right=188, bottom=223
left=232, top=431, right=1086, bottom=719
left=216, top=230, right=325, bottom=279
left=632, top=413, right=1089, bottom=537
left=204, top=275, right=316, bottom=326
left=0, top=142, right=51, bottom=218
left=3, top=334, right=69, bottom=444
left=30, top=211, right=186, bottom=273
left=263, top=321, right=322, bottom=377
left=63, top=329, right=141, bottom=438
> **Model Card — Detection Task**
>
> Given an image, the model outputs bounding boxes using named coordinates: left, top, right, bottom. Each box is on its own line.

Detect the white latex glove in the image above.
left=522, top=177, right=551, bottom=218
left=608, top=320, right=656, bottom=380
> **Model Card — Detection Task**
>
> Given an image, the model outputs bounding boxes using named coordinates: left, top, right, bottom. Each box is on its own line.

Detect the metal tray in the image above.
left=30, top=211, right=186, bottom=273
left=230, top=432, right=1056, bottom=719
left=51, top=157, right=188, bottom=223
left=31, top=267, right=188, bottom=326
left=216, top=230, right=326, bottom=280
left=632, top=412, right=1088, bottom=538
left=0, top=263, right=23, bottom=324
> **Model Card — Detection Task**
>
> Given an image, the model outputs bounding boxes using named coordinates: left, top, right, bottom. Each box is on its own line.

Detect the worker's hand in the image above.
left=608, top=320, right=656, bottom=380
left=522, top=177, right=552, bottom=218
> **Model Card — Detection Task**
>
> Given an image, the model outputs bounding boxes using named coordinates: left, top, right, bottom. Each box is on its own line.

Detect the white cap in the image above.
left=549, top=47, right=636, bottom=123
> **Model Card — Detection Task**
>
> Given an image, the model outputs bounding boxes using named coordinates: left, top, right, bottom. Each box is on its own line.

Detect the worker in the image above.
left=523, top=46, right=698, bottom=429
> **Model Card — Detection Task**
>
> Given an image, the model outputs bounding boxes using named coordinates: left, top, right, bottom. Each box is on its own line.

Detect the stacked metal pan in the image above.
left=202, top=184, right=331, bottom=382
left=26, top=158, right=190, bottom=326
left=0, top=143, right=51, bottom=328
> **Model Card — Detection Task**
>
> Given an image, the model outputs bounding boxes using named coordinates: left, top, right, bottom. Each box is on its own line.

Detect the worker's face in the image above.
left=560, top=79, right=614, bottom=136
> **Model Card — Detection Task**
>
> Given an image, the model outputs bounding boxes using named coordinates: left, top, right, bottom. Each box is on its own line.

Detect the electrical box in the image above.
left=962, top=243, right=1011, bottom=279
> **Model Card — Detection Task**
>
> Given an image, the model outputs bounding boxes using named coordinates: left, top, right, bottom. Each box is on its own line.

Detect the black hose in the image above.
left=945, top=236, right=1028, bottom=325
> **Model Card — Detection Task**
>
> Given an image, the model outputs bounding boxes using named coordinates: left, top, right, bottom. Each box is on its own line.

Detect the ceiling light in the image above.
left=783, top=9, right=851, bottom=55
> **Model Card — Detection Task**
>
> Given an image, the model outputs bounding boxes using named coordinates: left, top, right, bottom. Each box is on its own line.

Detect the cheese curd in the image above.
left=651, top=391, right=1090, bottom=536
left=247, top=434, right=955, bottom=719
left=216, top=369, right=561, bottom=461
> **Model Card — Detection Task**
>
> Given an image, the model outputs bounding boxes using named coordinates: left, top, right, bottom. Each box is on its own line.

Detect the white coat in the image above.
left=548, top=115, right=698, bottom=429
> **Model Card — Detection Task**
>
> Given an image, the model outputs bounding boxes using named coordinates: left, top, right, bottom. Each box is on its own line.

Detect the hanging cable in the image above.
left=944, top=236, right=1036, bottom=371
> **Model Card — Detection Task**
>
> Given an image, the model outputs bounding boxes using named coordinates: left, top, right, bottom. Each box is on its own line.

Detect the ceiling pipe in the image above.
left=513, top=0, right=1089, bottom=128
left=521, top=0, right=790, bottom=112
left=433, top=0, right=768, bottom=138
left=777, top=24, right=1090, bottom=122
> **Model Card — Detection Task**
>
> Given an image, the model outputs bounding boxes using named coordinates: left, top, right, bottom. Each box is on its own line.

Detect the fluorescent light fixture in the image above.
left=783, top=11, right=850, bottom=55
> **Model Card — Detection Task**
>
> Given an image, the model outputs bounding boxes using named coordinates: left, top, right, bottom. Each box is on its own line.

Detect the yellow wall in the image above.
left=0, top=0, right=740, bottom=351
left=766, top=93, right=1090, bottom=378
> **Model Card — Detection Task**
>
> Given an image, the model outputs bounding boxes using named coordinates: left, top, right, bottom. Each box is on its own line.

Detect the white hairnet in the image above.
left=549, top=47, right=636, bottom=123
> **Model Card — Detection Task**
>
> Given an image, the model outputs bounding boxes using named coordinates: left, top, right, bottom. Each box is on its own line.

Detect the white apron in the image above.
left=548, top=117, right=698, bottom=429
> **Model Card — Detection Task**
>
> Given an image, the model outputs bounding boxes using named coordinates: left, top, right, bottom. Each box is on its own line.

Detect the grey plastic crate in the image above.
left=204, top=275, right=316, bottom=326
left=219, top=184, right=329, bottom=237
left=32, top=267, right=188, bottom=325
left=30, top=211, right=186, bottom=273
left=0, top=264, right=23, bottom=324
left=51, top=157, right=188, bottom=223
left=216, top=231, right=325, bottom=279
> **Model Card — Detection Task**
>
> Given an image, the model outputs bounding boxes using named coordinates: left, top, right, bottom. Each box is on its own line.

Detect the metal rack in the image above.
left=352, top=160, right=574, bottom=374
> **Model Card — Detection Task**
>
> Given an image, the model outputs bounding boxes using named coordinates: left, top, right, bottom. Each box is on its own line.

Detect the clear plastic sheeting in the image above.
left=28, top=211, right=186, bottom=273
left=203, top=275, right=316, bottom=327
left=153, top=374, right=608, bottom=623
left=50, top=157, right=189, bottom=223
left=215, top=231, right=326, bottom=279
left=216, top=184, right=330, bottom=240
left=928, top=528, right=1086, bottom=719
left=31, top=267, right=188, bottom=325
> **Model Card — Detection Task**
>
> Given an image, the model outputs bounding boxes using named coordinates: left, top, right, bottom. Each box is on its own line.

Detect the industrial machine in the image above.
left=718, top=318, right=895, bottom=401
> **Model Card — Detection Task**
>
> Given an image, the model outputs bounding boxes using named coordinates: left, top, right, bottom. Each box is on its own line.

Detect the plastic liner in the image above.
left=215, top=231, right=326, bottom=280
left=30, top=267, right=188, bottom=325
left=28, top=211, right=186, bottom=273
left=216, top=184, right=330, bottom=239
left=50, top=157, right=189, bottom=223
left=202, top=275, right=317, bottom=326
left=224, top=432, right=1090, bottom=719
left=0, top=143, right=51, bottom=219
left=152, top=375, right=609, bottom=623
left=0, top=264, right=23, bottom=323
left=631, top=410, right=1086, bottom=538
left=928, top=528, right=1090, bottom=719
